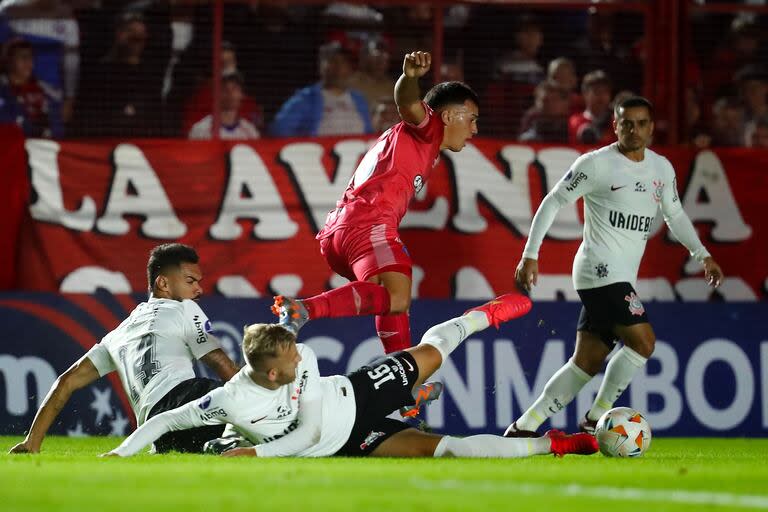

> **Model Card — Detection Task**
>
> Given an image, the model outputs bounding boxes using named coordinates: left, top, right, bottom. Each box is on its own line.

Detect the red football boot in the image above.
left=464, top=293, right=533, bottom=329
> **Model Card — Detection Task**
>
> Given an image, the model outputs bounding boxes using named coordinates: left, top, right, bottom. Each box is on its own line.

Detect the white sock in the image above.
left=418, top=311, right=488, bottom=362
left=587, top=346, right=647, bottom=421
left=433, top=435, right=550, bottom=458
left=515, top=358, right=592, bottom=432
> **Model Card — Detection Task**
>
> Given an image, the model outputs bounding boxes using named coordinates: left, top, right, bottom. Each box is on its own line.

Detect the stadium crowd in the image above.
left=0, top=1, right=766, bottom=147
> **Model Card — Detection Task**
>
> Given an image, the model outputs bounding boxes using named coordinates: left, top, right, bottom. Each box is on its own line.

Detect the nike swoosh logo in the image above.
left=610, top=185, right=627, bottom=191
left=403, top=358, right=414, bottom=372
left=250, top=416, right=267, bottom=424
left=377, top=331, right=398, bottom=339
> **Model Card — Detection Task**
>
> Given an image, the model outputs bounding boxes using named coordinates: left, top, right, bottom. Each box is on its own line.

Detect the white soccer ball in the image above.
left=594, top=407, right=652, bottom=458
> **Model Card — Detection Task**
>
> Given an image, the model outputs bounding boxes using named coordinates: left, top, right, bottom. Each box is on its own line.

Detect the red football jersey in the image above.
left=317, top=103, right=444, bottom=239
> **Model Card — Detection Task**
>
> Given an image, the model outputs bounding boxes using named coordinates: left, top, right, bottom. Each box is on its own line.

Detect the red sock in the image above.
left=303, top=281, right=391, bottom=319
left=375, top=313, right=412, bottom=353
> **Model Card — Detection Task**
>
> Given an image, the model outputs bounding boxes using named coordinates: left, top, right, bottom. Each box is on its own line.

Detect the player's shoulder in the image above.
left=296, top=343, right=317, bottom=360
left=645, top=148, right=675, bottom=174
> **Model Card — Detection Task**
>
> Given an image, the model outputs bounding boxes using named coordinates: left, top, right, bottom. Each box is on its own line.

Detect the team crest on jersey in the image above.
left=595, top=263, right=609, bottom=278
left=625, top=292, right=645, bottom=316
left=360, top=431, right=386, bottom=451
left=413, top=175, right=424, bottom=193
left=652, top=180, right=664, bottom=203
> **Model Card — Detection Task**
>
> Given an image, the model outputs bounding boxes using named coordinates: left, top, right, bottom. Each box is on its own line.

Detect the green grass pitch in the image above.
left=2, top=436, right=767, bottom=512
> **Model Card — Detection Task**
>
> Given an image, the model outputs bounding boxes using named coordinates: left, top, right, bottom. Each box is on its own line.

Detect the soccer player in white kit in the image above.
left=504, top=97, right=724, bottom=437
left=9, top=244, right=239, bottom=454
left=106, top=293, right=600, bottom=459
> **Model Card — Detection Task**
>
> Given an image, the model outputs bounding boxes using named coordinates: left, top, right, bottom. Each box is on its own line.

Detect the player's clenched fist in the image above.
left=403, top=51, right=431, bottom=78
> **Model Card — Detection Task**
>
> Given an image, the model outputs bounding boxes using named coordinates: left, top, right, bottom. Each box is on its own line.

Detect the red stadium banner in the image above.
left=13, top=137, right=768, bottom=301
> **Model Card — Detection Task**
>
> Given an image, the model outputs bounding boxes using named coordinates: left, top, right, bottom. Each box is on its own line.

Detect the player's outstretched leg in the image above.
left=434, top=430, right=598, bottom=458
left=370, top=427, right=598, bottom=458
left=406, top=293, right=533, bottom=387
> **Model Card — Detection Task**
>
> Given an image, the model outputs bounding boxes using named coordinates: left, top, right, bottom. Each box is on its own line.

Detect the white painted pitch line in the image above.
left=410, top=478, right=768, bottom=509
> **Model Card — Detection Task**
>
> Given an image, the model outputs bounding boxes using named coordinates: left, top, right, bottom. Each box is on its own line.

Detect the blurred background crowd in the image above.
left=0, top=0, right=766, bottom=148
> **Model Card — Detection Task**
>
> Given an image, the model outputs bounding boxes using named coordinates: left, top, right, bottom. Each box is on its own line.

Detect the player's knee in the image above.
left=387, top=291, right=411, bottom=314
left=632, top=337, right=655, bottom=359
left=572, top=354, right=603, bottom=376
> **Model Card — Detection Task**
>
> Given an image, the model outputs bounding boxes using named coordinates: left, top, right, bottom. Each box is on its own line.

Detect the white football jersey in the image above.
left=86, top=297, right=221, bottom=424
left=111, top=344, right=357, bottom=458
left=524, top=143, right=709, bottom=289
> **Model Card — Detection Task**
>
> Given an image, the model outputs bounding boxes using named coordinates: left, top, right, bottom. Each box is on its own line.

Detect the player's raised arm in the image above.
left=9, top=355, right=100, bottom=454
left=394, top=51, right=430, bottom=125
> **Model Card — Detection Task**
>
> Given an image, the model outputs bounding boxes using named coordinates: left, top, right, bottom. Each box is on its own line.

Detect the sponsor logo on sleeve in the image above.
left=199, top=408, right=227, bottom=421
left=672, top=177, right=679, bottom=202
left=192, top=315, right=207, bottom=344
left=204, top=319, right=212, bottom=333
left=565, top=171, right=588, bottom=192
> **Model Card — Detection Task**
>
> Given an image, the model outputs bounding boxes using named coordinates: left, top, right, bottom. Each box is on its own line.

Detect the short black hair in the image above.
left=614, top=96, right=654, bottom=119
left=424, top=81, right=479, bottom=111
left=147, top=243, right=199, bottom=292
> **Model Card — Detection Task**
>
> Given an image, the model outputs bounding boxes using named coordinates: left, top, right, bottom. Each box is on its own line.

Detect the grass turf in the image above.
left=2, top=436, right=767, bottom=512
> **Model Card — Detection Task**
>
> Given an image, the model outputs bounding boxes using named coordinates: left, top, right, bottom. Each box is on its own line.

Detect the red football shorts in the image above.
left=319, top=224, right=413, bottom=282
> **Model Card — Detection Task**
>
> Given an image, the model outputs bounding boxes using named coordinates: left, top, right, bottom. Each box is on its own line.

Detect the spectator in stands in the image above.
left=494, top=15, right=544, bottom=86
left=547, top=57, right=583, bottom=114
left=685, top=87, right=711, bottom=149
left=440, top=51, right=465, bottom=83
left=518, top=80, right=570, bottom=143
left=745, top=114, right=768, bottom=148
left=0, top=0, right=79, bottom=128
left=735, top=65, right=768, bottom=124
left=270, top=41, right=372, bottom=137
left=182, top=41, right=262, bottom=136
left=348, top=38, right=393, bottom=115
left=483, top=15, right=544, bottom=138
left=73, top=10, right=165, bottom=137
left=0, top=37, right=59, bottom=137
left=706, top=17, right=762, bottom=104
left=188, top=71, right=259, bottom=140
left=572, top=10, right=639, bottom=92
left=370, top=95, right=400, bottom=133
left=711, top=96, right=746, bottom=147
left=569, top=70, right=614, bottom=145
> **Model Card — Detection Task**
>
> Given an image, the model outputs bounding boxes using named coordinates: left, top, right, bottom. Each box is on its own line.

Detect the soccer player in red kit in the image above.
left=272, top=50, right=489, bottom=355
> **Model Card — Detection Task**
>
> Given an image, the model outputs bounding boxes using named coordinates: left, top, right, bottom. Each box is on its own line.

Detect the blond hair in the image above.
left=242, top=324, right=296, bottom=370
